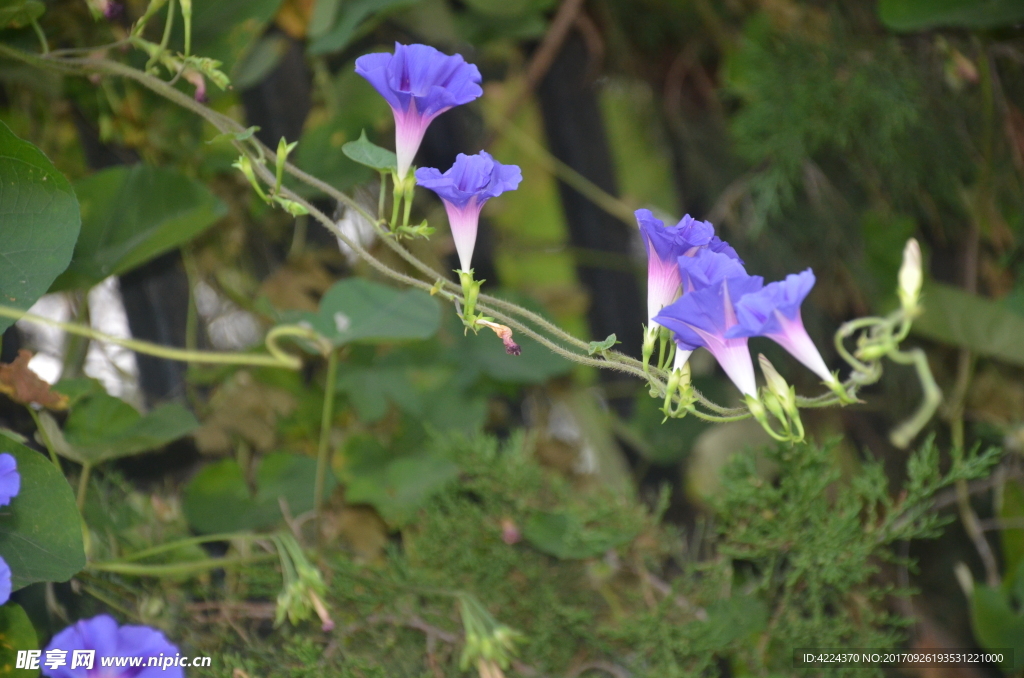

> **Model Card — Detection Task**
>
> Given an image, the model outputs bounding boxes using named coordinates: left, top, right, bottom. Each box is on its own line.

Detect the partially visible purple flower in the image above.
left=416, top=151, right=521, bottom=271
left=636, top=210, right=741, bottom=323
left=43, top=614, right=184, bottom=678
left=0, top=556, right=10, bottom=606
left=356, top=43, right=483, bottom=178
left=708, top=235, right=743, bottom=263
left=727, top=269, right=834, bottom=384
left=655, top=274, right=764, bottom=397
left=677, top=247, right=748, bottom=295
left=0, top=453, right=19, bottom=507
left=636, top=209, right=686, bottom=323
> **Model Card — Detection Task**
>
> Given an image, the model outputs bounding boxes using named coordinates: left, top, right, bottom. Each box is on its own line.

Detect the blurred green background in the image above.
left=3, top=0, right=1024, bottom=675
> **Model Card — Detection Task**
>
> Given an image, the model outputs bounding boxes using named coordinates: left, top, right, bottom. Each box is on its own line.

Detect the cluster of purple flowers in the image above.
left=354, top=42, right=832, bottom=401
left=356, top=43, right=521, bottom=275
left=0, top=452, right=20, bottom=606
left=639, top=210, right=836, bottom=398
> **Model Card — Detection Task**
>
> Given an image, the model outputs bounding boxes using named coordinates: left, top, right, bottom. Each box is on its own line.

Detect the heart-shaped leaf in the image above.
left=182, top=452, right=336, bottom=534
left=52, top=164, right=226, bottom=291
left=285, top=277, right=440, bottom=348
left=344, top=453, right=459, bottom=526
left=912, top=282, right=1024, bottom=367
left=57, top=386, right=199, bottom=465
left=0, top=440, right=85, bottom=590
left=0, top=121, right=80, bottom=333
left=341, top=130, right=397, bottom=171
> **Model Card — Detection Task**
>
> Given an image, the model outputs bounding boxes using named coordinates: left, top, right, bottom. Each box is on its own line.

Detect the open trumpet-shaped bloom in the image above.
left=43, top=615, right=184, bottom=678
left=636, top=210, right=727, bottom=323
left=727, top=269, right=835, bottom=384
left=356, top=43, right=483, bottom=178
left=655, top=273, right=765, bottom=397
left=416, top=152, right=521, bottom=271
left=0, top=453, right=19, bottom=506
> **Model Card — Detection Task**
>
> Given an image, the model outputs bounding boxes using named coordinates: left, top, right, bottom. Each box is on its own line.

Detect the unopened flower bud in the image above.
left=898, top=238, right=922, bottom=313
left=758, top=354, right=796, bottom=415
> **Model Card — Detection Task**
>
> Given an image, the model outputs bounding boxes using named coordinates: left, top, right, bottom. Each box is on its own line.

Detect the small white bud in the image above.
left=758, top=354, right=795, bottom=413
left=898, top=238, right=922, bottom=313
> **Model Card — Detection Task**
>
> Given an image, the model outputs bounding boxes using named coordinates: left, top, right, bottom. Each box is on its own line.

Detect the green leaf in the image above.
left=879, top=0, right=1024, bottom=30
left=0, top=440, right=85, bottom=590
left=0, top=603, right=37, bottom=677
left=190, top=0, right=286, bottom=78
left=206, top=125, right=261, bottom=144
left=1002, top=481, right=1024, bottom=579
left=587, top=333, right=619, bottom=355
left=287, top=277, right=441, bottom=348
left=970, top=584, right=1024, bottom=672
left=341, top=130, right=398, bottom=172
left=231, top=35, right=290, bottom=90
left=0, top=0, right=44, bottom=27
left=309, top=0, right=343, bottom=38
left=59, top=385, right=199, bottom=465
left=912, top=282, right=1024, bottom=367
left=337, top=366, right=421, bottom=423
left=0, top=121, right=80, bottom=333
left=344, top=453, right=460, bottom=526
left=182, top=452, right=336, bottom=534
left=452, top=292, right=572, bottom=383
left=522, top=511, right=636, bottom=559
left=308, top=0, right=419, bottom=55
left=461, top=323, right=571, bottom=383
left=52, top=165, right=226, bottom=291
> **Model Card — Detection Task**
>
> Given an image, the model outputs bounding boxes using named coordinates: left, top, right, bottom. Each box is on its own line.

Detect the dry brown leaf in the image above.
left=320, top=504, right=389, bottom=563
left=257, top=253, right=337, bottom=312
left=0, top=350, right=68, bottom=410
left=193, top=371, right=296, bottom=455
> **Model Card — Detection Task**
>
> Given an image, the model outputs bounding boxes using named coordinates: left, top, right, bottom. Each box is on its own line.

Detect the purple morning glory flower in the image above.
left=355, top=43, right=483, bottom=178
left=708, top=235, right=743, bottom=263
left=416, top=151, right=521, bottom=271
left=0, top=556, right=10, bottom=606
left=43, top=614, right=184, bottom=678
left=726, top=269, right=835, bottom=384
left=677, top=247, right=749, bottom=295
left=655, top=271, right=764, bottom=397
left=636, top=209, right=741, bottom=323
left=0, top=453, right=19, bottom=507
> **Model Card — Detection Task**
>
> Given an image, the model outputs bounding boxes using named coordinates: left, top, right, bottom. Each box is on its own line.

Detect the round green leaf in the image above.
left=0, top=440, right=85, bottom=590
left=0, top=121, right=80, bottom=333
